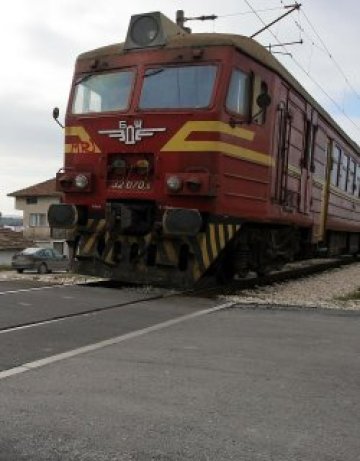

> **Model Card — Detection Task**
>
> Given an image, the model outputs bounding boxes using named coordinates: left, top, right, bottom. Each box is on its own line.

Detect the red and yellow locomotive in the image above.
left=49, top=11, right=360, bottom=287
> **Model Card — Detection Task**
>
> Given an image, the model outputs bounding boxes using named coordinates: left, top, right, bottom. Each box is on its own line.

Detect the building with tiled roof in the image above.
left=8, top=178, right=61, bottom=198
left=7, top=178, right=67, bottom=255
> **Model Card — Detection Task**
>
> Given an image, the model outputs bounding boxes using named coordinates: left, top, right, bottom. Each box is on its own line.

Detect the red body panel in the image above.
left=60, top=40, right=360, bottom=239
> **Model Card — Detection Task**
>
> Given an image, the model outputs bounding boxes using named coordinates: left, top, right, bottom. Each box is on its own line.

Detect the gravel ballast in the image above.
left=1, top=263, right=360, bottom=310
left=224, top=262, right=360, bottom=310
left=0, top=270, right=102, bottom=285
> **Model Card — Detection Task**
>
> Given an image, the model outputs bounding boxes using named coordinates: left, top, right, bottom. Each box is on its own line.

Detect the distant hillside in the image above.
left=0, top=216, right=23, bottom=227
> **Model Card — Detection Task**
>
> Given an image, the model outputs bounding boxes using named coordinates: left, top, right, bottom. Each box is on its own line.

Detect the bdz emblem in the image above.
left=98, top=120, right=166, bottom=145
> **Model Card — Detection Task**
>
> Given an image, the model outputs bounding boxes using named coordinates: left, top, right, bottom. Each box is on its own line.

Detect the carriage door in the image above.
left=299, top=107, right=317, bottom=213
left=274, top=84, right=292, bottom=204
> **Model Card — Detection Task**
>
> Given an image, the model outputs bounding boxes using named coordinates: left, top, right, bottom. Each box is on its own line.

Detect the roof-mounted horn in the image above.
left=124, top=11, right=188, bottom=51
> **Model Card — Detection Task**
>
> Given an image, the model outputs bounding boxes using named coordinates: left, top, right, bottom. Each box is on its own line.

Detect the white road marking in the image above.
left=0, top=316, right=71, bottom=335
left=0, top=286, right=62, bottom=295
left=0, top=301, right=234, bottom=381
left=0, top=284, right=82, bottom=295
left=18, top=302, right=32, bottom=307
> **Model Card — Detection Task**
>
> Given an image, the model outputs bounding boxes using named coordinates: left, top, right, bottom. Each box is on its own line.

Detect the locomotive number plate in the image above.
left=110, top=180, right=151, bottom=191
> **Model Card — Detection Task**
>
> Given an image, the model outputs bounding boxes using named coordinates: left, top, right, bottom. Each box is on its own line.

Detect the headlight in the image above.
left=135, top=159, right=150, bottom=176
left=166, top=176, right=182, bottom=192
left=111, top=158, right=127, bottom=175
left=131, top=16, right=159, bottom=46
left=75, top=174, right=89, bottom=189
left=185, top=177, right=202, bottom=192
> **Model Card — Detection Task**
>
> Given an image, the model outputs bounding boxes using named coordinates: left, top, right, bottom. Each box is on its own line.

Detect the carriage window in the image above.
left=330, top=145, right=341, bottom=186
left=139, top=65, right=217, bottom=109
left=346, top=158, right=355, bottom=194
left=338, top=152, right=349, bottom=190
left=72, top=70, right=134, bottom=114
left=226, top=69, right=250, bottom=116
left=303, top=120, right=315, bottom=170
left=355, top=165, right=360, bottom=197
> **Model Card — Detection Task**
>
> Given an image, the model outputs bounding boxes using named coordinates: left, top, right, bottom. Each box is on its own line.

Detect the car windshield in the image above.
left=72, top=70, right=135, bottom=114
left=139, top=65, right=217, bottom=109
left=21, top=248, right=40, bottom=255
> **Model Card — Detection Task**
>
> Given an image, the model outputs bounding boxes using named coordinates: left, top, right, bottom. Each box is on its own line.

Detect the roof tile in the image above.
left=8, top=178, right=62, bottom=198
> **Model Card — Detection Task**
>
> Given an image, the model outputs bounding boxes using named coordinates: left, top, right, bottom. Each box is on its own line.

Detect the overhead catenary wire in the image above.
left=294, top=20, right=325, bottom=55
left=218, top=6, right=285, bottom=18
left=300, top=9, right=360, bottom=104
left=243, top=0, right=360, bottom=136
left=280, top=0, right=360, bottom=106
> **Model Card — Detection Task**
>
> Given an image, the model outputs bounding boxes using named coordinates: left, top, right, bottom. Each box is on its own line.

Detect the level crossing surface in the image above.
left=0, top=280, right=359, bottom=460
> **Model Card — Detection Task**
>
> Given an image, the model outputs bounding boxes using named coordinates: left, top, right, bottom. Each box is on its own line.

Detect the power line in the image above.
left=300, top=9, right=360, bottom=104
left=243, top=0, right=360, bottom=136
left=281, top=0, right=360, bottom=106
left=294, top=20, right=325, bottom=55
left=218, top=6, right=285, bottom=18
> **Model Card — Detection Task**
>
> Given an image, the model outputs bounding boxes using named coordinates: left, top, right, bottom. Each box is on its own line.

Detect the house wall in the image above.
left=15, top=196, right=61, bottom=241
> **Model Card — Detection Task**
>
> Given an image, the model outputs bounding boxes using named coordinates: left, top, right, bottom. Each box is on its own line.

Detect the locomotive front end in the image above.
left=49, top=11, right=240, bottom=287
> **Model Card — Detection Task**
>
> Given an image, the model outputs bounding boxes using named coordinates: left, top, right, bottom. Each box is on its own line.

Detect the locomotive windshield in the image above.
left=139, top=65, right=217, bottom=109
left=72, top=70, right=134, bottom=114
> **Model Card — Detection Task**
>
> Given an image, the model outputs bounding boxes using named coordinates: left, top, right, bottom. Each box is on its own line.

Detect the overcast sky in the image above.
left=1, top=0, right=360, bottom=215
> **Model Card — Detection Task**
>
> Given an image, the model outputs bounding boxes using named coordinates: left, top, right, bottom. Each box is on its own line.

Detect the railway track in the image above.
left=190, top=255, right=360, bottom=298
left=83, top=254, right=360, bottom=302
left=0, top=288, right=173, bottom=334
left=1, top=255, right=358, bottom=334
left=0, top=255, right=358, bottom=383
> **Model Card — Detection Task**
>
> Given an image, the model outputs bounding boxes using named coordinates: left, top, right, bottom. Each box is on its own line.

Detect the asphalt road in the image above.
left=0, top=282, right=217, bottom=370
left=0, top=282, right=167, bottom=329
left=0, top=280, right=359, bottom=460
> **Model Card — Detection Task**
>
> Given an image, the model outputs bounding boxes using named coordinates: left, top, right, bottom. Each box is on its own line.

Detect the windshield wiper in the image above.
left=75, top=74, right=93, bottom=85
left=144, top=68, right=164, bottom=78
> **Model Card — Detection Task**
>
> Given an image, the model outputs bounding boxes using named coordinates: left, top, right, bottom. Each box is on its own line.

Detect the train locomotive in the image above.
left=48, top=11, right=360, bottom=287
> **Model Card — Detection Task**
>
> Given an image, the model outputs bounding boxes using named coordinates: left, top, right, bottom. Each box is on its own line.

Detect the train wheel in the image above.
left=256, top=267, right=271, bottom=277
left=215, top=257, right=235, bottom=284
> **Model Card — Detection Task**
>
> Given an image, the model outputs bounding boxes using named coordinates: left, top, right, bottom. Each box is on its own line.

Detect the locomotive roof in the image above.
left=78, top=33, right=360, bottom=154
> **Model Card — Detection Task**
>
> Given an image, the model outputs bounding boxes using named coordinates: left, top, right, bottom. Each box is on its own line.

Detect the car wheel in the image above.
left=16, top=269, right=24, bottom=274
left=38, top=263, right=48, bottom=274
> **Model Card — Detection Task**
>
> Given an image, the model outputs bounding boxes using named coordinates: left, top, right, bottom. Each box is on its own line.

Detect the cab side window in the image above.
left=226, top=69, right=250, bottom=116
left=330, top=145, right=341, bottom=186
left=251, top=76, right=269, bottom=125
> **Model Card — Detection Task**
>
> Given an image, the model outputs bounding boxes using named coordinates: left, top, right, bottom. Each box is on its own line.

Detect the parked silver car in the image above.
left=11, top=247, right=69, bottom=274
